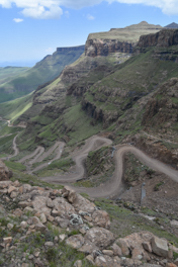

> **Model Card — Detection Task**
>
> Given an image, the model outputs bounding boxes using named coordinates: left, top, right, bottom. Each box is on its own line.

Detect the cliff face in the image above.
left=85, top=21, right=162, bottom=57
left=137, top=29, right=178, bottom=48
left=142, top=78, right=178, bottom=145
left=85, top=39, right=133, bottom=57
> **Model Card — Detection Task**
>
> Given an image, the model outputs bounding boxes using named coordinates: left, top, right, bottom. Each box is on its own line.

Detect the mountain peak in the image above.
left=165, top=22, right=178, bottom=29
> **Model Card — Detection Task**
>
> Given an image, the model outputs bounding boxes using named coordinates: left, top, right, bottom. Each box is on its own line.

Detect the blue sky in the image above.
left=0, top=0, right=178, bottom=67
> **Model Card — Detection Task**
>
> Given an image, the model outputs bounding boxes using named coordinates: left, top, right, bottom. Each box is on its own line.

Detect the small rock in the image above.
left=40, top=213, right=47, bottom=224
left=45, top=241, right=54, bottom=247
left=13, top=208, right=23, bottom=217
left=59, top=234, right=67, bottom=242
left=10, top=191, right=18, bottom=198
left=85, top=255, right=95, bottom=265
left=166, top=264, right=177, bottom=267
left=3, top=237, right=12, bottom=244
left=7, top=223, right=14, bottom=230
left=34, top=251, right=40, bottom=257
left=74, top=260, right=82, bottom=267
left=28, top=255, right=34, bottom=260
left=111, top=243, right=122, bottom=256
left=142, top=241, right=152, bottom=253
left=46, top=198, right=54, bottom=208
left=20, top=221, right=28, bottom=229
left=8, top=186, right=16, bottom=194
left=102, top=250, right=114, bottom=257
left=116, top=238, right=130, bottom=256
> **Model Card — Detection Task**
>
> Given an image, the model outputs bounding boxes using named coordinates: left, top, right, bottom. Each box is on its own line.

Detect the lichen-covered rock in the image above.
left=85, top=227, right=114, bottom=248
left=92, top=209, right=110, bottom=229
left=62, top=186, right=96, bottom=213
left=53, top=197, right=76, bottom=219
left=66, top=234, right=84, bottom=249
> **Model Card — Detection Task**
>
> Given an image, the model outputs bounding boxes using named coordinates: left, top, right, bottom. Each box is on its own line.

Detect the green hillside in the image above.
left=0, top=45, right=85, bottom=103
left=0, top=66, right=30, bottom=85
left=0, top=93, right=33, bottom=122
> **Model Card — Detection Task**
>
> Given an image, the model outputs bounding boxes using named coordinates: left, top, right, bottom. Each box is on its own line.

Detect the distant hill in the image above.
left=0, top=66, right=30, bottom=86
left=0, top=45, right=85, bottom=103
left=165, top=22, right=178, bottom=29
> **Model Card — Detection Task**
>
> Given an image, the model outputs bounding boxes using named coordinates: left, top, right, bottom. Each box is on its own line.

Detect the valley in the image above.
left=1, top=21, right=178, bottom=267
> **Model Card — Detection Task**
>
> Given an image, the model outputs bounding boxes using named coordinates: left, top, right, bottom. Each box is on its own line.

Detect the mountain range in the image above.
left=1, top=21, right=178, bottom=266
left=0, top=45, right=84, bottom=103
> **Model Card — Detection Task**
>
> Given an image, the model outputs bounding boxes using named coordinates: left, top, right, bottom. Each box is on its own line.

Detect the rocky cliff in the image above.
left=137, top=29, right=178, bottom=48
left=142, top=78, right=178, bottom=136
left=85, top=39, right=133, bottom=57
left=85, top=21, right=162, bottom=57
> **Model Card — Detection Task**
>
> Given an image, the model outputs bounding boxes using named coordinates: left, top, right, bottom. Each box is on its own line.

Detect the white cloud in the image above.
left=0, top=0, right=178, bottom=18
left=22, top=5, right=63, bottom=19
left=108, top=0, right=178, bottom=15
left=87, top=14, right=95, bottom=20
left=13, top=17, right=23, bottom=22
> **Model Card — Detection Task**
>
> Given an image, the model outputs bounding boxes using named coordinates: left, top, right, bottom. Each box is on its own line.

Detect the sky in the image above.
left=0, top=0, right=178, bottom=67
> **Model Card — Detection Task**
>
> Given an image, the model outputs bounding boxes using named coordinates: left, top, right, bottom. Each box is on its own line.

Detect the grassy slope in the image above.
left=0, top=93, right=33, bottom=122
left=87, top=21, right=162, bottom=42
left=83, top=48, right=178, bottom=140
left=0, top=46, right=84, bottom=103
left=0, top=67, right=30, bottom=85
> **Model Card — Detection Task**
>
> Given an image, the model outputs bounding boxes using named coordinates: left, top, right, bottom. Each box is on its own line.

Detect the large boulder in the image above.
left=151, top=236, right=169, bottom=257
left=62, top=186, right=96, bottom=213
left=65, top=234, right=85, bottom=249
left=85, top=227, right=114, bottom=248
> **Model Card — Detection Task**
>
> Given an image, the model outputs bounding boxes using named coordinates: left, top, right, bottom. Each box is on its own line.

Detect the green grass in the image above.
left=4, top=161, right=26, bottom=171
left=63, top=104, right=102, bottom=145
left=0, top=67, right=30, bottom=86
left=0, top=93, right=33, bottom=122
left=35, top=157, right=75, bottom=177
left=0, top=134, right=16, bottom=153
left=94, top=198, right=178, bottom=246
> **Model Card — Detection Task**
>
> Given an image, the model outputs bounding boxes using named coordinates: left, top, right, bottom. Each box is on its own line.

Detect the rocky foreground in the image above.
left=0, top=176, right=178, bottom=267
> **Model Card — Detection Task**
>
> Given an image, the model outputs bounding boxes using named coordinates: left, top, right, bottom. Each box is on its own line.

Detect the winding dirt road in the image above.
left=7, top=134, right=178, bottom=199
left=40, top=137, right=178, bottom=199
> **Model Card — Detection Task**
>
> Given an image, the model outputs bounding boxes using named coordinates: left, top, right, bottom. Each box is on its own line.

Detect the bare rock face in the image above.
left=0, top=160, right=12, bottom=181
left=137, top=29, right=178, bottom=48
left=85, top=38, right=133, bottom=57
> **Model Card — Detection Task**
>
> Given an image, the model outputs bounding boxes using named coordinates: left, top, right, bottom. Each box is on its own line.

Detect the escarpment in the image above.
left=137, top=29, right=178, bottom=48
left=85, top=38, right=133, bottom=57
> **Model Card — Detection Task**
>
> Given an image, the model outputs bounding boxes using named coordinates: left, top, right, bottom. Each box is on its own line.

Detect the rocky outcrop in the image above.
left=137, top=29, right=178, bottom=49
left=85, top=21, right=162, bottom=57
left=85, top=38, right=133, bottom=57
left=0, top=160, right=12, bottom=181
left=0, top=180, right=178, bottom=266
left=142, top=78, right=178, bottom=153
